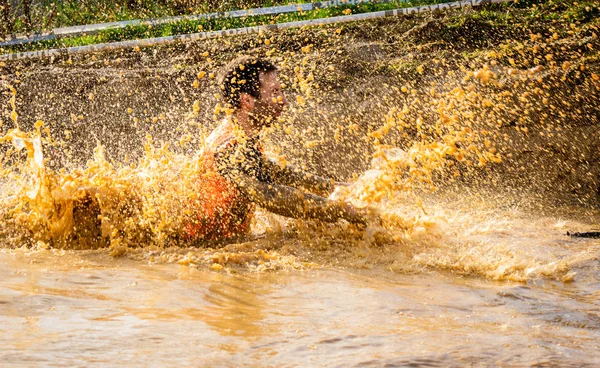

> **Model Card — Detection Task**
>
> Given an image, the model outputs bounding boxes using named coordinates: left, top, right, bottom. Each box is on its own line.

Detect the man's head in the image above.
left=220, top=56, right=287, bottom=125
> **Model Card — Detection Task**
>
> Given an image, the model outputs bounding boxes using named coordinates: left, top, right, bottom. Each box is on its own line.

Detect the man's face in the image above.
left=252, top=70, right=287, bottom=125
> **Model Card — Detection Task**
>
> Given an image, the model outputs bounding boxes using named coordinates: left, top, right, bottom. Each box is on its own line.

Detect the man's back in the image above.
left=185, top=119, right=256, bottom=241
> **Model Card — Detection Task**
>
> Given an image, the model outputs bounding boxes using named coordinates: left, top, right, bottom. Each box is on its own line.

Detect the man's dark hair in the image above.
left=220, top=56, right=277, bottom=109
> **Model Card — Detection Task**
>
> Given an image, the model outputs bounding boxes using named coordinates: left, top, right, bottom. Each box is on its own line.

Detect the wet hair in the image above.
left=219, top=56, right=277, bottom=109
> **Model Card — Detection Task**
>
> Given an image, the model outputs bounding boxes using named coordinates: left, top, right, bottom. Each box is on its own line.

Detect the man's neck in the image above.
left=232, top=110, right=262, bottom=139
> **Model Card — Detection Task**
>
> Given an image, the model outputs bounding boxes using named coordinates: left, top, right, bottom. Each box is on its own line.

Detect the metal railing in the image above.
left=0, top=0, right=391, bottom=47
left=0, top=0, right=510, bottom=62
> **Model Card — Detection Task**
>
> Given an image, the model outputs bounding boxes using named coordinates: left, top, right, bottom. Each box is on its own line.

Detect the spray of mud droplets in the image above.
left=1, top=0, right=599, bottom=281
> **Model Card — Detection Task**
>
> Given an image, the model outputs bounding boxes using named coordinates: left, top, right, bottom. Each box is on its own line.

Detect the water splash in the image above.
left=1, top=1, right=599, bottom=282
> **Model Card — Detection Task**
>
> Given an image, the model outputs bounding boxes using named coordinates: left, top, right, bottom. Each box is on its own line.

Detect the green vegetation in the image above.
left=0, top=0, right=296, bottom=35
left=2, top=0, right=597, bottom=56
left=1, top=0, right=455, bottom=55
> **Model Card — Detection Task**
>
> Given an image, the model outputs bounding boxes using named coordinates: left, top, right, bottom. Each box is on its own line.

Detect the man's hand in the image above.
left=337, top=203, right=381, bottom=227
left=331, top=202, right=381, bottom=226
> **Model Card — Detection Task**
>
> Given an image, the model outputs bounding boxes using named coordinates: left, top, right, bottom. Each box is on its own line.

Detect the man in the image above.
left=185, top=56, right=375, bottom=242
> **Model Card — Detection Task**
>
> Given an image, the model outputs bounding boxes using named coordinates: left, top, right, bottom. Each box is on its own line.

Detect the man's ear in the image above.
left=239, top=93, right=255, bottom=110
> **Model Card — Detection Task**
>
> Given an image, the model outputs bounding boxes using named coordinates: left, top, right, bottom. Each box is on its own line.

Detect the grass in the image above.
left=1, top=0, right=457, bottom=55
left=1, top=0, right=300, bottom=34
left=4, top=0, right=597, bottom=56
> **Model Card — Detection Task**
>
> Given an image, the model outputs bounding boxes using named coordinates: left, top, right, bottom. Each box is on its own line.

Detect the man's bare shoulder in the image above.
left=205, top=120, right=237, bottom=151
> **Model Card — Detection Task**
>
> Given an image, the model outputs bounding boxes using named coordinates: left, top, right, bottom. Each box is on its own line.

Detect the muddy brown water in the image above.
left=1, top=202, right=600, bottom=367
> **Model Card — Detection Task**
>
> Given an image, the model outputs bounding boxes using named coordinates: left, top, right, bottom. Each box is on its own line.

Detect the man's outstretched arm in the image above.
left=233, top=171, right=366, bottom=225
left=262, top=159, right=337, bottom=197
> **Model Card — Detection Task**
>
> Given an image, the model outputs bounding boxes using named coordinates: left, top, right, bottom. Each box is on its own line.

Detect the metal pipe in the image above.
left=0, top=0, right=512, bottom=62
left=0, top=0, right=395, bottom=47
